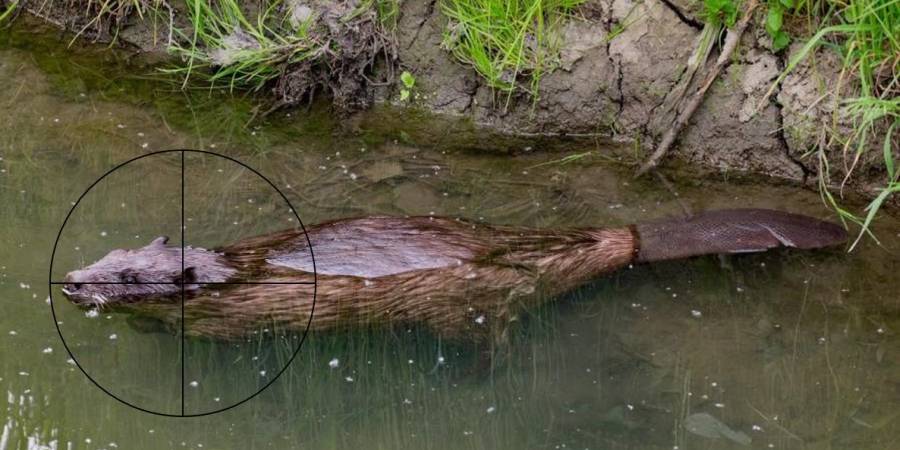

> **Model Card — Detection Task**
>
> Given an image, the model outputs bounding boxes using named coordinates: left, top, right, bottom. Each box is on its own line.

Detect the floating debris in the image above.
left=684, top=412, right=751, bottom=446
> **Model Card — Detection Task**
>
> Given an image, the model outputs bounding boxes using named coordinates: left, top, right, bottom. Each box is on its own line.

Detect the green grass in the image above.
left=165, top=0, right=320, bottom=92
left=770, top=0, right=899, bottom=248
left=440, top=0, right=585, bottom=102
left=0, top=1, right=19, bottom=24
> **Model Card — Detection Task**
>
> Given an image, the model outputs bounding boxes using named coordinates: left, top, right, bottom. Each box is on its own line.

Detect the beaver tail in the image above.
left=633, top=209, right=847, bottom=263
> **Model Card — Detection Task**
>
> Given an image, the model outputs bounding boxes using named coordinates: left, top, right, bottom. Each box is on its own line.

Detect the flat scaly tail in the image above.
left=633, top=209, right=848, bottom=263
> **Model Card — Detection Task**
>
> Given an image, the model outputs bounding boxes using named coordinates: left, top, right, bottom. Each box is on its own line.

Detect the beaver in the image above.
left=61, top=209, right=847, bottom=341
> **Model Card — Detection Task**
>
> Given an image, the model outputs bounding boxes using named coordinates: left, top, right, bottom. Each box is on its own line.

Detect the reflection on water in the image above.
left=2, top=23, right=899, bottom=450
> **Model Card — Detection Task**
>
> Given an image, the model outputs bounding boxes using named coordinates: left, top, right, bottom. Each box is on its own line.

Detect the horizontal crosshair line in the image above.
left=50, top=281, right=316, bottom=285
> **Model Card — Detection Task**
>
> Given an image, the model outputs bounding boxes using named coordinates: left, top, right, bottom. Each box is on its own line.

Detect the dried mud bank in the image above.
left=16, top=0, right=893, bottom=196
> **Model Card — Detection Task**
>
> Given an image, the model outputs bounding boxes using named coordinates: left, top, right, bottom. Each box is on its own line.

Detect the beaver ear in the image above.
left=149, top=236, right=169, bottom=247
left=175, top=267, right=197, bottom=285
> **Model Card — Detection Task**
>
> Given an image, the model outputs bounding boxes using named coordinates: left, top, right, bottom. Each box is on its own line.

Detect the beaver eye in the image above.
left=120, top=273, right=139, bottom=283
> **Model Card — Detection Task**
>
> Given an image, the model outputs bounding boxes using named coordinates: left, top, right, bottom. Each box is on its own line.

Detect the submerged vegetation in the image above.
left=440, top=0, right=584, bottom=101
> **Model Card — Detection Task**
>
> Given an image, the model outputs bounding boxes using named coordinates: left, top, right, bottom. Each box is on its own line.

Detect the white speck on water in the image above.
left=259, top=370, right=267, bottom=377
left=407, top=359, right=414, bottom=364
left=9, top=330, right=18, bottom=336
left=67, top=359, right=75, bottom=365
left=752, top=425, right=763, bottom=431
left=877, top=328, right=884, bottom=334
left=714, top=403, right=725, bottom=408
left=137, top=132, right=145, bottom=137
left=344, top=376, right=354, bottom=383
left=474, top=315, right=486, bottom=325
left=818, top=336, right=826, bottom=344
left=85, top=309, right=99, bottom=318
left=141, top=143, right=149, bottom=149
left=189, top=381, right=199, bottom=387
left=116, top=124, right=125, bottom=129
left=691, top=310, right=703, bottom=318
left=349, top=173, right=358, bottom=180
left=736, top=287, right=745, bottom=293
left=328, top=358, right=340, bottom=369
left=100, top=231, right=108, bottom=237
left=42, top=347, right=53, bottom=354
left=402, top=398, right=412, bottom=405
left=18, top=371, right=28, bottom=376
left=486, top=406, right=496, bottom=414
left=214, top=397, right=221, bottom=402
left=108, top=334, right=118, bottom=340
left=626, top=404, right=634, bottom=411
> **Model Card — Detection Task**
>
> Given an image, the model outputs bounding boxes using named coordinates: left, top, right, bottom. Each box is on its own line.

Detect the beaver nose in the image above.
left=62, top=273, right=82, bottom=292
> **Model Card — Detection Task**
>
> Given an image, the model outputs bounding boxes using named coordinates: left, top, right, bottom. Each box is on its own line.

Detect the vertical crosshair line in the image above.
left=180, top=150, right=185, bottom=416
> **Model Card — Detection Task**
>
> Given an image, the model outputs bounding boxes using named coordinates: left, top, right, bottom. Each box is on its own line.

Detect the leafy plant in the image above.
left=399, top=70, right=416, bottom=101
left=702, top=0, right=739, bottom=27
left=765, top=0, right=792, bottom=51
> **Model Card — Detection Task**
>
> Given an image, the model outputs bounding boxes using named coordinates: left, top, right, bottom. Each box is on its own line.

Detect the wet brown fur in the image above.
left=130, top=217, right=636, bottom=341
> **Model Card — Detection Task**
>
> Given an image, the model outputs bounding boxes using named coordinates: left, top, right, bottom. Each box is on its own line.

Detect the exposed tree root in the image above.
left=636, top=0, right=760, bottom=177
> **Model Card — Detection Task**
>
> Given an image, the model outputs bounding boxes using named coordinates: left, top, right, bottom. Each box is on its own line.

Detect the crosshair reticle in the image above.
left=47, top=149, right=317, bottom=417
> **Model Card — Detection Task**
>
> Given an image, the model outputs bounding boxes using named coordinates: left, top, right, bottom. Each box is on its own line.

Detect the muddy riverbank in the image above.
left=10, top=0, right=897, bottom=202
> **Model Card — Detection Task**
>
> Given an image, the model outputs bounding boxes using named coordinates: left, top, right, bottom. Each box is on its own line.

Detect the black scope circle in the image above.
left=47, top=149, right=317, bottom=417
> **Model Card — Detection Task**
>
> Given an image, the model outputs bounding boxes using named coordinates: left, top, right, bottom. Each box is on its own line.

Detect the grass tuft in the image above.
left=440, top=0, right=585, bottom=102
left=165, top=0, right=319, bottom=92
left=164, top=0, right=397, bottom=110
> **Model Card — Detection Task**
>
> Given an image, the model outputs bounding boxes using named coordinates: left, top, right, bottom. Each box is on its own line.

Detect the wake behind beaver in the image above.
left=61, top=209, right=847, bottom=340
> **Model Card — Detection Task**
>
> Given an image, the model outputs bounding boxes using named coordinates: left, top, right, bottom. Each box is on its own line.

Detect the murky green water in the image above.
left=2, top=24, right=899, bottom=450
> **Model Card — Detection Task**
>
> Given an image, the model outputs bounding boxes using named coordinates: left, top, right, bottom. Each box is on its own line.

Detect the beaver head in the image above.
left=62, top=236, right=236, bottom=307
